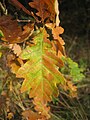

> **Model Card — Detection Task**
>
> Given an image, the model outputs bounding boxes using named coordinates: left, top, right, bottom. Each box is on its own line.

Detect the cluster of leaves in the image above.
left=0, top=0, right=84, bottom=120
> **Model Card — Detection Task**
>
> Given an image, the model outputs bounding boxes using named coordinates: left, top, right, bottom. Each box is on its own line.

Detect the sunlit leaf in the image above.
left=46, top=23, right=65, bottom=57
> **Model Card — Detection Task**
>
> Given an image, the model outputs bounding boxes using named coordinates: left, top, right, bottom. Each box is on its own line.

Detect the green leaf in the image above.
left=61, top=57, right=85, bottom=82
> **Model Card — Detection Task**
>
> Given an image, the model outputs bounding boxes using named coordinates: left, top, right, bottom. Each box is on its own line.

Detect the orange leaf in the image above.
left=46, top=23, right=65, bottom=57
left=33, top=97, right=50, bottom=119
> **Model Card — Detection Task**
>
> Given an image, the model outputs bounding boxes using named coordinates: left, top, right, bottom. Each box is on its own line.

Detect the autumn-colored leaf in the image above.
left=61, top=80, right=77, bottom=98
left=0, top=16, right=34, bottom=43
left=29, top=0, right=56, bottom=22
left=33, top=97, right=50, bottom=119
left=10, top=63, right=20, bottom=74
left=9, top=44, right=22, bottom=56
left=6, top=53, right=21, bottom=73
left=46, top=23, right=65, bottom=57
left=22, top=110, right=44, bottom=120
left=14, top=28, right=66, bottom=118
left=45, top=23, right=64, bottom=44
left=7, top=112, right=14, bottom=120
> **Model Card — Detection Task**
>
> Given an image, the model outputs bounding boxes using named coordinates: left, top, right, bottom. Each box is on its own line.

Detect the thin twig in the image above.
left=0, top=2, right=7, bottom=15
left=17, top=19, right=31, bottom=23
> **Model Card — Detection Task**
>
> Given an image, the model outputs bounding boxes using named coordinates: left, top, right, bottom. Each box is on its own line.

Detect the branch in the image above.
left=0, top=2, right=7, bottom=15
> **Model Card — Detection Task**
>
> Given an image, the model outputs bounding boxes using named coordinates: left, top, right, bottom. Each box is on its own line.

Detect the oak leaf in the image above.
left=29, top=0, right=55, bottom=22
left=46, top=23, right=65, bottom=57
left=15, top=29, right=66, bottom=118
left=0, top=16, right=34, bottom=43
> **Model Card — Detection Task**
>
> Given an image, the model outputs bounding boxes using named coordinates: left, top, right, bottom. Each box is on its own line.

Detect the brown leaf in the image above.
left=10, top=63, right=20, bottom=74
left=61, top=80, right=77, bottom=98
left=33, top=98, right=50, bottom=119
left=6, top=53, right=15, bottom=66
left=6, top=53, right=22, bottom=73
left=9, top=44, right=22, bottom=56
left=7, top=112, right=14, bottom=120
left=29, top=0, right=55, bottom=22
left=0, top=16, right=34, bottom=43
left=22, top=110, right=44, bottom=120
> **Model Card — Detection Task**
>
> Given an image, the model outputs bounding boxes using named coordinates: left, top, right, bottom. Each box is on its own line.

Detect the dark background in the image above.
left=59, top=0, right=90, bottom=68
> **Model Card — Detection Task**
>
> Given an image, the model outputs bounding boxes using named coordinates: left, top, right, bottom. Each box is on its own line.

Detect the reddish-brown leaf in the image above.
left=29, top=0, right=55, bottom=22
left=0, top=16, right=34, bottom=43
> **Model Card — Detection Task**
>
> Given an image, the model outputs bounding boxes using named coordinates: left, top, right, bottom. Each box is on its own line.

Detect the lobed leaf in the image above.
left=0, top=16, right=34, bottom=43
left=46, top=23, right=66, bottom=57
left=16, top=28, right=66, bottom=118
left=29, top=0, right=56, bottom=22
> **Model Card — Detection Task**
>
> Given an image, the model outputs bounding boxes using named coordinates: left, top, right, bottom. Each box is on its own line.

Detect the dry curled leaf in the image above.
left=0, top=16, right=34, bottom=43
left=29, top=0, right=55, bottom=22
